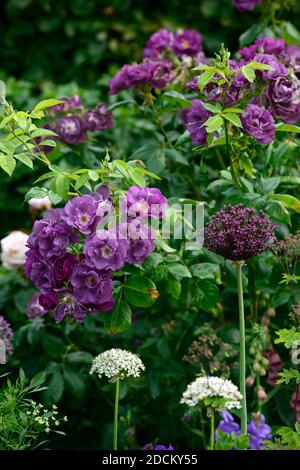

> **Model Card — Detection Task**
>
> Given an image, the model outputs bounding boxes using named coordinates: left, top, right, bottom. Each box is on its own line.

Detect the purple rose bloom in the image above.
left=185, top=99, right=211, bottom=146
left=232, top=0, right=261, bottom=11
left=268, top=75, right=300, bottom=124
left=125, top=63, right=152, bottom=88
left=0, top=315, right=13, bottom=358
left=70, top=263, right=114, bottom=307
left=109, top=66, right=129, bottom=95
left=117, top=221, right=155, bottom=265
left=241, top=104, right=275, bottom=144
left=239, top=36, right=286, bottom=61
left=178, top=107, right=190, bottom=124
left=83, top=230, right=129, bottom=271
left=66, top=95, right=82, bottom=110
left=53, top=253, right=78, bottom=283
left=27, top=258, right=54, bottom=292
left=121, top=186, right=167, bottom=219
left=204, top=204, right=277, bottom=261
left=55, top=116, right=86, bottom=145
left=186, top=76, right=199, bottom=91
left=248, top=415, right=272, bottom=450
left=27, top=209, right=78, bottom=259
left=215, top=411, right=241, bottom=439
left=253, top=53, right=287, bottom=80
left=144, top=29, right=174, bottom=57
left=148, top=60, right=175, bottom=89
left=62, top=194, right=103, bottom=235
left=154, top=444, right=174, bottom=450
left=286, top=45, right=300, bottom=76
left=39, top=291, right=58, bottom=311
left=84, top=104, right=114, bottom=131
left=26, top=292, right=47, bottom=319
left=173, top=29, right=202, bottom=57
left=54, top=292, right=87, bottom=323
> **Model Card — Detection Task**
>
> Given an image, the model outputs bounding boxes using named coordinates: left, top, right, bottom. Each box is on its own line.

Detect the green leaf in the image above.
left=201, top=102, right=222, bottom=113
left=193, top=280, right=219, bottom=312
left=104, top=300, right=132, bottom=334
left=15, top=153, right=33, bottom=169
left=191, top=263, right=221, bottom=282
left=32, top=99, right=64, bottom=114
left=241, top=66, right=256, bottom=83
left=165, top=276, right=181, bottom=300
left=268, top=194, right=300, bottom=213
left=275, top=327, right=300, bottom=348
left=55, top=174, right=70, bottom=200
left=31, top=128, right=57, bottom=138
left=204, top=115, right=223, bottom=133
left=63, top=368, right=86, bottom=400
left=167, top=263, right=191, bottom=279
left=246, top=61, right=274, bottom=71
left=75, top=172, right=89, bottom=190
left=129, top=167, right=146, bottom=186
left=25, top=186, right=48, bottom=202
left=66, top=351, right=93, bottom=364
left=276, top=123, right=300, bottom=133
left=222, top=112, right=242, bottom=128
left=163, top=90, right=191, bottom=106
left=239, top=153, right=255, bottom=177
left=0, top=153, right=16, bottom=175
left=197, top=69, right=216, bottom=91
left=175, top=129, right=191, bottom=147
left=124, top=275, right=158, bottom=307
left=0, top=80, right=6, bottom=104
left=43, top=372, right=64, bottom=405
left=42, top=334, right=66, bottom=360
left=0, top=139, right=15, bottom=154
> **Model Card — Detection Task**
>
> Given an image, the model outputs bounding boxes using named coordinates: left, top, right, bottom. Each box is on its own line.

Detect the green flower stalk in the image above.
left=90, top=348, right=145, bottom=450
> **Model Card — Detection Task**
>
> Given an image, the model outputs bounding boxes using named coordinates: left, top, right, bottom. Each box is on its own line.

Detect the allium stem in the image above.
left=113, top=378, right=120, bottom=450
left=236, top=261, right=247, bottom=435
left=210, top=407, right=215, bottom=451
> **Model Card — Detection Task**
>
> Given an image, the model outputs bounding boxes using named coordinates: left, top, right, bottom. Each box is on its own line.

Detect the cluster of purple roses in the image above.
left=42, top=95, right=113, bottom=146
left=25, top=185, right=167, bottom=323
left=109, top=28, right=205, bottom=95
left=182, top=35, right=300, bottom=146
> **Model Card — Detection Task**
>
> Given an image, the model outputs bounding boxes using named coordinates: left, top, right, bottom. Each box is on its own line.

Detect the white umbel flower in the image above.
left=90, top=348, right=145, bottom=382
left=180, top=376, right=242, bottom=410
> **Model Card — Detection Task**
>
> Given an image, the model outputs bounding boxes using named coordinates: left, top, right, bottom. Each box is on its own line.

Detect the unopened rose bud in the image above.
left=259, top=368, right=267, bottom=376
left=246, top=376, right=255, bottom=387
left=253, top=362, right=261, bottom=372
left=266, top=307, right=276, bottom=317
left=257, top=388, right=267, bottom=401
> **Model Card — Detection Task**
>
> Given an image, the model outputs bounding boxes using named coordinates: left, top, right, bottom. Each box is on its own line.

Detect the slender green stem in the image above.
left=113, top=379, right=120, bottom=450
left=210, top=407, right=215, bottom=451
left=236, top=261, right=247, bottom=436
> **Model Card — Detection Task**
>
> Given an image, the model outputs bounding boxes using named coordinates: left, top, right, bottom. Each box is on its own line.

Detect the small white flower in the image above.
left=90, top=348, right=145, bottom=382
left=180, top=376, right=242, bottom=410
left=0, top=231, right=28, bottom=269
left=28, top=196, right=52, bottom=212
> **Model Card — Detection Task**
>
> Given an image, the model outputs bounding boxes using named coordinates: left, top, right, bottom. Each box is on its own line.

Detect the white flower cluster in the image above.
left=90, top=348, right=145, bottom=382
left=180, top=376, right=242, bottom=410
left=26, top=401, right=67, bottom=434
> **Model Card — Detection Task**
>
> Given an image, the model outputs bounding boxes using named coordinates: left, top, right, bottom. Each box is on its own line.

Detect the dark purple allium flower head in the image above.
left=0, top=315, right=13, bottom=359
left=253, top=53, right=287, bottom=80
left=55, top=116, right=86, bottom=145
left=204, top=204, right=277, bottom=261
left=232, top=0, right=261, bottom=11
left=54, top=292, right=87, bottom=323
left=247, top=414, right=272, bottom=449
left=62, top=194, right=104, bottom=235
left=268, top=75, right=300, bottom=124
left=148, top=60, right=175, bottom=88
left=144, top=29, right=175, bottom=57
left=26, top=292, right=47, bottom=319
left=84, top=104, right=114, bottom=131
left=83, top=229, right=129, bottom=271
left=185, top=99, right=211, bottom=146
left=121, top=186, right=167, bottom=219
left=70, top=263, right=114, bottom=308
left=173, top=29, right=202, bottom=57
left=239, top=36, right=286, bottom=61
left=117, top=221, right=155, bottom=265
left=215, top=411, right=241, bottom=439
left=241, top=104, right=275, bottom=144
